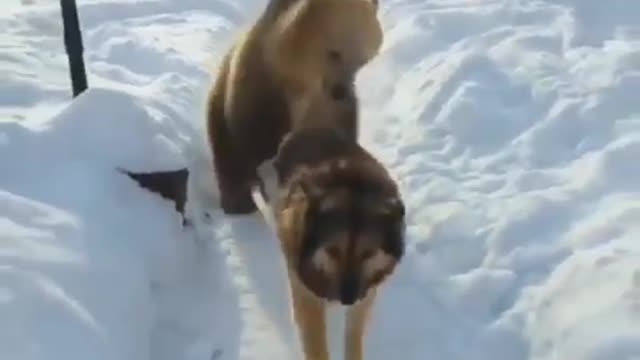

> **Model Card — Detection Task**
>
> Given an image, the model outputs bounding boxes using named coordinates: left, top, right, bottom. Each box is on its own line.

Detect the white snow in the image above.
left=1, top=0, right=640, bottom=359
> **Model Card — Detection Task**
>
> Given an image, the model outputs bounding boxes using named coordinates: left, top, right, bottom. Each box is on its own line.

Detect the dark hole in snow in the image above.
left=118, top=167, right=189, bottom=225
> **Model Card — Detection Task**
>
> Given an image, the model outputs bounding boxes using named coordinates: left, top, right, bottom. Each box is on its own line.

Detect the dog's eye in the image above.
left=328, top=49, right=341, bottom=62
left=326, top=246, right=341, bottom=260
left=360, top=249, right=375, bottom=261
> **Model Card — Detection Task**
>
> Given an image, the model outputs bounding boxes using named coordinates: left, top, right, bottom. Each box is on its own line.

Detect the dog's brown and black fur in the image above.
left=269, top=127, right=405, bottom=360
left=205, top=0, right=382, bottom=214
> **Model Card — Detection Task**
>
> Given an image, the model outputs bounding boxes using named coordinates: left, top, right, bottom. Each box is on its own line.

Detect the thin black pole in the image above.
left=60, top=0, right=88, bottom=97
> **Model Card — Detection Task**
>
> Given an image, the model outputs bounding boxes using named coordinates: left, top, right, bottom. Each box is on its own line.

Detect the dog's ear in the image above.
left=385, top=195, right=405, bottom=218
left=369, top=193, right=405, bottom=260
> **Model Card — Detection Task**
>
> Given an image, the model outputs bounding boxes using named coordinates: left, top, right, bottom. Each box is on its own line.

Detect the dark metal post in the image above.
left=60, top=0, right=88, bottom=97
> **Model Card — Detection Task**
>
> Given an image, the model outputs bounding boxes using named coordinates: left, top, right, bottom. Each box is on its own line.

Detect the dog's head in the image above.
left=275, top=134, right=405, bottom=305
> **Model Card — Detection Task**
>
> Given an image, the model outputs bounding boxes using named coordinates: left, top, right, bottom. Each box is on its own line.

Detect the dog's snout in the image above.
left=339, top=271, right=359, bottom=305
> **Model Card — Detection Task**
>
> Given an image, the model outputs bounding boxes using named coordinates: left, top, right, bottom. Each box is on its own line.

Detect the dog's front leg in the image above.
left=290, top=275, right=329, bottom=360
left=344, top=288, right=377, bottom=360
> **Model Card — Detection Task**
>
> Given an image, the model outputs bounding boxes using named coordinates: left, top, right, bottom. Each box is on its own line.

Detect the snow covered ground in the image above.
left=1, top=0, right=639, bottom=359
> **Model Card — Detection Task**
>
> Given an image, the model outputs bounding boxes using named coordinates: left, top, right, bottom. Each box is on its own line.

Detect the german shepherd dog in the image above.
left=252, top=127, right=405, bottom=360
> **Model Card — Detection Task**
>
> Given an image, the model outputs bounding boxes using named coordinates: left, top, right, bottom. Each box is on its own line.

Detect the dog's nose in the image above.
left=340, top=272, right=359, bottom=305
left=340, top=293, right=358, bottom=306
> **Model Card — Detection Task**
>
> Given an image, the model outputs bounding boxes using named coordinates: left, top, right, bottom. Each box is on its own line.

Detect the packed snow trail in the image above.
left=1, top=0, right=640, bottom=360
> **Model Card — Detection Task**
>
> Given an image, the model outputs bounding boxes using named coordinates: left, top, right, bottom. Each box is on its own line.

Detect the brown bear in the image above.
left=205, top=0, right=383, bottom=214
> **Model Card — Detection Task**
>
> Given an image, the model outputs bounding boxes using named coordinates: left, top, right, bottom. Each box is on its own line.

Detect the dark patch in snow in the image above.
left=118, top=167, right=189, bottom=225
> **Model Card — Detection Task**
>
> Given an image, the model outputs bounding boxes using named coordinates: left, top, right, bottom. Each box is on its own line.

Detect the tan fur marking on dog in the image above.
left=363, top=250, right=395, bottom=281
left=311, top=248, right=337, bottom=275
